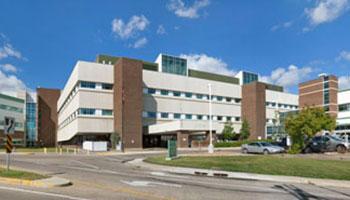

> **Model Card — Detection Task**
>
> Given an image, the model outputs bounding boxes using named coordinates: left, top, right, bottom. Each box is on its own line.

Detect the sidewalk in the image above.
left=129, top=158, right=350, bottom=189
left=0, top=176, right=71, bottom=188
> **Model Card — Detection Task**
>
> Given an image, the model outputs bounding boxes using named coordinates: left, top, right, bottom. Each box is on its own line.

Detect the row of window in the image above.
left=144, top=88, right=242, bottom=104
left=59, top=81, right=113, bottom=113
left=0, top=103, right=23, bottom=113
left=266, top=102, right=298, bottom=110
left=58, top=108, right=113, bottom=129
left=339, top=103, right=350, bottom=112
left=143, top=111, right=241, bottom=122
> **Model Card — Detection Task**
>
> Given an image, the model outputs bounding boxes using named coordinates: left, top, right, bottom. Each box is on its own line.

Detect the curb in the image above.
left=0, top=176, right=71, bottom=188
left=130, top=158, right=350, bottom=189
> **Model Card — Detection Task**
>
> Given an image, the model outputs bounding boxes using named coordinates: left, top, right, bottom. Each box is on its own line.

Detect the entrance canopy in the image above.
left=148, top=120, right=223, bottom=135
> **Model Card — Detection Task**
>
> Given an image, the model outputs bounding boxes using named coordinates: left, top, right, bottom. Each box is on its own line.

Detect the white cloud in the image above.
left=167, top=0, right=210, bottom=19
left=111, top=15, right=149, bottom=39
left=305, top=0, right=349, bottom=26
left=271, top=21, right=293, bottom=31
left=132, top=37, right=147, bottom=49
left=339, top=75, right=350, bottom=90
left=260, top=65, right=314, bottom=90
left=0, top=64, right=17, bottom=73
left=157, top=25, right=166, bottom=35
left=0, top=43, right=22, bottom=60
left=180, top=54, right=235, bottom=76
left=0, top=69, right=27, bottom=97
left=337, top=50, right=350, bottom=61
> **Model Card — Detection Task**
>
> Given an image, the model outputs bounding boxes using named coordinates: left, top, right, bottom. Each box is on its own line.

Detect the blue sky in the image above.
left=0, top=0, right=350, bottom=96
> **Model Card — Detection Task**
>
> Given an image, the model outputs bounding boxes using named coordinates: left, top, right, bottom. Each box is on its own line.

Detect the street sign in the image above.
left=166, top=140, right=177, bottom=160
left=3, top=117, right=15, bottom=171
left=4, top=117, right=15, bottom=135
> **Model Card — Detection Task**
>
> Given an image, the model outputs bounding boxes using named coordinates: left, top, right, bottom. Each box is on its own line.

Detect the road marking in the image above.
left=151, top=171, right=189, bottom=179
left=121, top=180, right=182, bottom=188
left=0, top=185, right=91, bottom=200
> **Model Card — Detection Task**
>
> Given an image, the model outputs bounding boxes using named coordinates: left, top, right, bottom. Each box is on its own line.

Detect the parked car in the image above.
left=241, top=142, right=285, bottom=155
left=303, top=135, right=349, bottom=154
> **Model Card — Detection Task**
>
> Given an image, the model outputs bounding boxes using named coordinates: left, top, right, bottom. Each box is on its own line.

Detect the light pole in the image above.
left=208, top=83, right=214, bottom=153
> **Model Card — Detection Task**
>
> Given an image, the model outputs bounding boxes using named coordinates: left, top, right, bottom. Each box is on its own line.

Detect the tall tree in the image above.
left=221, top=122, right=234, bottom=141
left=285, top=107, right=336, bottom=152
left=240, top=119, right=250, bottom=141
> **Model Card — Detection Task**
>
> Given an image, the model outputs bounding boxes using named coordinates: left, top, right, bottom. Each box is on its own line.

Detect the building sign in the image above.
left=166, top=140, right=177, bottom=160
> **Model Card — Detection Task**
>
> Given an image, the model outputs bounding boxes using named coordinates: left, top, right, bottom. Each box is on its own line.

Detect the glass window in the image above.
left=102, top=83, right=113, bottom=90
left=226, top=116, right=232, bottom=122
left=324, top=90, right=330, bottom=104
left=235, top=99, right=241, bottom=103
left=174, top=113, right=181, bottom=119
left=235, top=117, right=240, bottom=122
left=80, top=81, right=96, bottom=89
left=148, top=88, right=156, bottom=94
left=102, top=109, right=113, bottom=116
left=160, top=90, right=169, bottom=96
left=161, top=112, right=169, bottom=118
left=226, top=97, right=232, bottom=102
left=185, top=114, right=192, bottom=120
left=324, top=82, right=329, bottom=89
left=197, top=115, right=203, bottom=120
left=173, top=91, right=181, bottom=97
left=217, top=116, right=223, bottom=121
left=161, top=55, right=187, bottom=76
left=147, top=112, right=156, bottom=118
left=185, top=92, right=192, bottom=98
left=79, top=108, right=95, bottom=115
left=217, top=96, right=223, bottom=101
left=196, top=94, right=203, bottom=99
left=339, top=104, right=350, bottom=112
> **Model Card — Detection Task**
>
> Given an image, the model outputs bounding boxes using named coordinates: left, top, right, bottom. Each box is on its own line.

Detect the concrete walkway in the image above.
left=129, top=158, right=350, bottom=189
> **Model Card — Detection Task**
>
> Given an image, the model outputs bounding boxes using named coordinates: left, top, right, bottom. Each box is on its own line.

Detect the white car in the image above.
left=241, top=142, right=285, bottom=155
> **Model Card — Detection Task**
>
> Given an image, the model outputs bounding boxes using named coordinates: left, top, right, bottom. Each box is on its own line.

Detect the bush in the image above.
left=214, top=139, right=273, bottom=148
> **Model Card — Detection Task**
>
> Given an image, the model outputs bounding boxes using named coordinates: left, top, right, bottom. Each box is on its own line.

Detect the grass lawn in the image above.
left=145, top=155, right=350, bottom=180
left=0, top=167, right=48, bottom=180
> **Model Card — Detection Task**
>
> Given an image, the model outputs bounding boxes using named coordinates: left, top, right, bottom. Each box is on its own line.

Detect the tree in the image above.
left=110, top=131, right=121, bottom=149
left=285, top=107, right=336, bottom=153
left=221, top=122, right=234, bottom=141
left=240, top=119, right=250, bottom=141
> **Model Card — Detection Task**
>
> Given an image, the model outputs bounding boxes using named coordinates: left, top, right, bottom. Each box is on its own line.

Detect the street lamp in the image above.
left=208, top=83, right=214, bottom=153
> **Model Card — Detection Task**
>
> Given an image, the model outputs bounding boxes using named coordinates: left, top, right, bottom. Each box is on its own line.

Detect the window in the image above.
left=339, top=104, right=350, bottom=112
left=161, top=55, right=187, bottom=76
left=173, top=91, right=181, bottom=97
left=324, top=82, right=329, bottom=89
left=174, top=113, right=181, bottom=119
left=102, top=83, right=113, bottom=90
left=196, top=94, right=203, bottom=99
left=226, top=97, right=232, bottom=102
left=160, top=112, right=169, bottom=118
left=147, top=112, right=156, bottom=118
left=217, top=116, right=223, bottom=121
left=235, top=99, right=241, bottom=103
left=185, top=92, right=192, bottom=98
left=148, top=88, right=156, bottom=94
left=79, top=108, right=95, bottom=115
left=185, top=114, right=192, bottom=120
left=324, top=90, right=330, bottom=104
left=160, top=90, right=169, bottom=96
left=102, top=109, right=113, bottom=116
left=197, top=115, right=203, bottom=120
left=217, top=96, right=223, bottom=101
left=235, top=117, right=240, bottom=122
left=80, top=81, right=96, bottom=89
left=226, top=117, right=232, bottom=122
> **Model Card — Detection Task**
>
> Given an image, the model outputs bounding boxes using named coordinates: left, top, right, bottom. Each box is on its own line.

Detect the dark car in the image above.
left=303, top=135, right=349, bottom=153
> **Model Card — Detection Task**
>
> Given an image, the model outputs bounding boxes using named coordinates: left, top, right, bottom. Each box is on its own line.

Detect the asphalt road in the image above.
left=0, top=151, right=350, bottom=200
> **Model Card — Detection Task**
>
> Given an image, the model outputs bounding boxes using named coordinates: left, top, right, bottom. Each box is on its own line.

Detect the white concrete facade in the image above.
left=336, top=90, right=350, bottom=133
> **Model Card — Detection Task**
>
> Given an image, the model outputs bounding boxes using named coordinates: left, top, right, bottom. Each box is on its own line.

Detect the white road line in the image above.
left=0, top=185, right=91, bottom=200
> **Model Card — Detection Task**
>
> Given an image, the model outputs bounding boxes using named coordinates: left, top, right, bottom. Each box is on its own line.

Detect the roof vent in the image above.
left=318, top=73, right=328, bottom=77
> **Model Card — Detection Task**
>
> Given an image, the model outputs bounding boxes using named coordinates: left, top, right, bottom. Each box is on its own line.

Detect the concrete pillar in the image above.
left=177, top=131, right=190, bottom=148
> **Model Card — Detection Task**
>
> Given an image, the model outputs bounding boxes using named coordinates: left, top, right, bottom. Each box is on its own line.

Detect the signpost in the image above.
left=166, top=140, right=177, bottom=160
left=4, top=117, right=15, bottom=171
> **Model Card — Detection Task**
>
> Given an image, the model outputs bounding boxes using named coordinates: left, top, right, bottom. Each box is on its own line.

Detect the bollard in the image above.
left=87, top=150, right=90, bottom=155
left=55, top=147, right=58, bottom=154
left=59, top=148, right=62, bottom=155
left=74, top=148, right=77, bottom=155
left=44, top=147, right=47, bottom=154
left=66, top=148, right=69, bottom=153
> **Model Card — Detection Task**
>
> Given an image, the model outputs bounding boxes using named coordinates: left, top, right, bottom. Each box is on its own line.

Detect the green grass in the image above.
left=4, top=147, right=57, bottom=153
left=0, top=167, right=48, bottom=180
left=145, top=156, right=350, bottom=180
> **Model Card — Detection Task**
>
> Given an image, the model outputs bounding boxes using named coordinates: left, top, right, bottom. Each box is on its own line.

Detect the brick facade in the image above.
left=37, top=88, right=61, bottom=147
left=114, top=58, right=143, bottom=149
